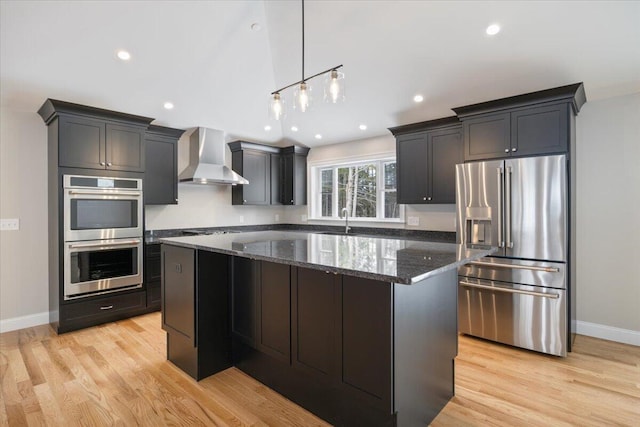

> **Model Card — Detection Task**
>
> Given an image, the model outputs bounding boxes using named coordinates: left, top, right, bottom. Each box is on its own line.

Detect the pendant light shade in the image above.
left=269, top=92, right=285, bottom=121
left=293, top=82, right=312, bottom=112
left=324, top=69, right=345, bottom=103
left=268, top=0, right=345, bottom=119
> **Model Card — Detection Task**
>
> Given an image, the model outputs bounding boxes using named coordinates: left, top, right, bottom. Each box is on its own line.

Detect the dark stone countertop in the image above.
left=159, top=230, right=495, bottom=285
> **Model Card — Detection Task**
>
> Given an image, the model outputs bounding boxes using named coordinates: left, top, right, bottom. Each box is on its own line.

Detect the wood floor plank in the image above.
left=1, top=312, right=639, bottom=426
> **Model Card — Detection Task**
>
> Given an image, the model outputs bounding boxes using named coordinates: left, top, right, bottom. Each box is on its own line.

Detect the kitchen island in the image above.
left=160, top=231, right=494, bottom=426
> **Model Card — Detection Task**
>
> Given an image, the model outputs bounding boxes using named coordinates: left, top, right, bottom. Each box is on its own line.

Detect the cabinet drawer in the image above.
left=62, top=290, right=146, bottom=322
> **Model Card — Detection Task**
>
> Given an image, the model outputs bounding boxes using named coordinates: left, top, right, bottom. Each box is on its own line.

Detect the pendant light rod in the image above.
left=302, top=0, right=305, bottom=82
left=271, top=64, right=343, bottom=95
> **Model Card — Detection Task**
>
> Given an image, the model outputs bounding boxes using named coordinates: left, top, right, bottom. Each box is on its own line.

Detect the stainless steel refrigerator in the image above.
left=456, top=154, right=572, bottom=356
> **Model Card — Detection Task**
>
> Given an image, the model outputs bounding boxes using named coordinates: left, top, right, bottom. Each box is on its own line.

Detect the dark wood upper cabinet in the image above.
left=228, top=141, right=309, bottom=206
left=38, top=99, right=153, bottom=172
left=144, top=125, right=184, bottom=205
left=390, top=117, right=462, bottom=205
left=282, top=146, right=310, bottom=205
left=453, top=82, right=586, bottom=161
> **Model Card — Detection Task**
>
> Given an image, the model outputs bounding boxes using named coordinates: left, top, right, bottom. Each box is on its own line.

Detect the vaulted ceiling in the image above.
left=1, top=1, right=639, bottom=147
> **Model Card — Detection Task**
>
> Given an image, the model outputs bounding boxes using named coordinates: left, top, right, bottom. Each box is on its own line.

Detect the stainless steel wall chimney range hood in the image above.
left=178, top=127, right=249, bottom=185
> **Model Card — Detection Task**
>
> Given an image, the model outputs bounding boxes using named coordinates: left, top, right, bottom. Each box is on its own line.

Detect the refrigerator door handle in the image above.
left=469, top=261, right=560, bottom=273
left=505, top=166, right=513, bottom=248
left=497, top=167, right=504, bottom=248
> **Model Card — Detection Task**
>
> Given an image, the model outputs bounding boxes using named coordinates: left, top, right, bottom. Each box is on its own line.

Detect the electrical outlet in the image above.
left=275, top=214, right=280, bottom=222
left=239, top=215, right=245, bottom=224
left=407, top=216, right=419, bottom=226
left=301, top=214, right=308, bottom=222
left=0, top=218, right=19, bottom=231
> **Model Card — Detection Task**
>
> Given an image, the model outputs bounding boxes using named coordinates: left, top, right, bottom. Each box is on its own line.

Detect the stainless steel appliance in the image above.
left=62, top=174, right=144, bottom=299
left=63, top=175, right=142, bottom=241
left=64, top=237, right=143, bottom=300
left=456, top=155, right=570, bottom=356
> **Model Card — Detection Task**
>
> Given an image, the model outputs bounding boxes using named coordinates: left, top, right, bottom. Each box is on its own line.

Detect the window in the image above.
left=312, top=158, right=402, bottom=222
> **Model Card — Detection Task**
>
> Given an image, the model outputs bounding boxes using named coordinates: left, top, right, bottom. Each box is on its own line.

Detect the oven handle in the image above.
left=459, top=281, right=559, bottom=299
left=469, top=261, right=559, bottom=273
left=67, top=190, right=141, bottom=196
left=69, top=240, right=141, bottom=249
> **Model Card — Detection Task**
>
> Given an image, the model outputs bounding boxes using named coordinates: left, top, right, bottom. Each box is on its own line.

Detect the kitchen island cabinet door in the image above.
left=342, top=275, right=393, bottom=412
left=161, top=245, right=195, bottom=342
left=231, top=257, right=258, bottom=346
left=292, top=267, right=342, bottom=381
left=256, top=261, right=291, bottom=363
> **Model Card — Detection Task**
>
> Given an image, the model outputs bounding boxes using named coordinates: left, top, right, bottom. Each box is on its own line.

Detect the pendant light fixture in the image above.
left=269, top=0, right=344, bottom=120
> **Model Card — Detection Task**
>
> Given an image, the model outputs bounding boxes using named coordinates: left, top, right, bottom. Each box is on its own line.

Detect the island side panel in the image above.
left=393, top=268, right=458, bottom=426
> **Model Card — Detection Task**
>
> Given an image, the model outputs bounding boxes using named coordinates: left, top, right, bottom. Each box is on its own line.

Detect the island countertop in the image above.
left=160, top=230, right=495, bottom=284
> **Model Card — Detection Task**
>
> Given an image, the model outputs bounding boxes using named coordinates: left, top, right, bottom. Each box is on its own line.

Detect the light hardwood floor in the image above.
left=1, top=312, right=638, bottom=426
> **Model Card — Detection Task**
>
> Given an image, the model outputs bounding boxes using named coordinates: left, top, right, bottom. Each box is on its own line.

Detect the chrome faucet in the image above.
left=341, top=207, right=351, bottom=234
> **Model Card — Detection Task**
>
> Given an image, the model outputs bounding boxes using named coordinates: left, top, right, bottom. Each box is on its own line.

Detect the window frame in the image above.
left=309, top=154, right=404, bottom=223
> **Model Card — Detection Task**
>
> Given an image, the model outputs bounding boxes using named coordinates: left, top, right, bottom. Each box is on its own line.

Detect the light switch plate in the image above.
left=275, top=214, right=280, bottom=222
left=239, top=215, right=245, bottom=224
left=0, top=218, right=19, bottom=231
left=407, top=216, right=419, bottom=226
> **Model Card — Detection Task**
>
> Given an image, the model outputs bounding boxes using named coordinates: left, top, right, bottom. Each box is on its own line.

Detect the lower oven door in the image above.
left=458, top=278, right=567, bottom=356
left=64, top=238, right=143, bottom=300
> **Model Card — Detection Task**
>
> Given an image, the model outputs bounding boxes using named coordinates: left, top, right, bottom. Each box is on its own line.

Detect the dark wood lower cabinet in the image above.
left=162, top=245, right=232, bottom=380
left=164, top=250, right=458, bottom=427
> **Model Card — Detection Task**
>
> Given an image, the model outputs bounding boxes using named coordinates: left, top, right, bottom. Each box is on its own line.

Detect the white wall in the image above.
left=575, top=92, right=640, bottom=336
left=2, top=94, right=639, bottom=343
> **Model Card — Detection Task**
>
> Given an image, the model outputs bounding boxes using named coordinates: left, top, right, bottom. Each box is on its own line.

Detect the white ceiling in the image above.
left=1, top=1, right=639, bottom=147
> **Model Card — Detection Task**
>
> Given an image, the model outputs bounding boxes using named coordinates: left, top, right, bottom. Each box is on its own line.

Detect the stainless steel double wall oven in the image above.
left=63, top=175, right=143, bottom=299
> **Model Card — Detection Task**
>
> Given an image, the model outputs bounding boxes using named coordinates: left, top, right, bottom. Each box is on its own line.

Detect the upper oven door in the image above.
left=63, top=175, right=142, bottom=241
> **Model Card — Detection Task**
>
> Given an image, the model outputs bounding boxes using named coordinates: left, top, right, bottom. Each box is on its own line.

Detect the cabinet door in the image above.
left=105, top=123, right=145, bottom=172
left=145, top=136, right=178, bottom=204
left=463, top=112, right=510, bottom=161
left=162, top=245, right=195, bottom=343
left=429, top=127, right=463, bottom=204
left=342, top=276, right=392, bottom=411
left=257, top=261, right=291, bottom=363
left=511, top=103, right=569, bottom=156
left=241, top=149, right=270, bottom=205
left=292, top=268, right=341, bottom=380
left=396, top=133, right=428, bottom=204
left=231, top=257, right=258, bottom=346
left=270, top=154, right=283, bottom=205
left=58, top=115, right=106, bottom=169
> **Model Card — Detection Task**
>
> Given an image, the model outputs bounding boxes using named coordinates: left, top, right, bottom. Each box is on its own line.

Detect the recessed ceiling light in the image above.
left=264, top=125, right=271, bottom=131
left=163, top=102, right=174, bottom=110
left=315, top=134, right=322, bottom=140
left=251, top=23, right=261, bottom=31
left=486, top=24, right=500, bottom=35
left=413, top=94, right=424, bottom=103
left=291, top=126, right=299, bottom=132
left=359, top=124, right=367, bottom=131
left=116, top=50, right=131, bottom=61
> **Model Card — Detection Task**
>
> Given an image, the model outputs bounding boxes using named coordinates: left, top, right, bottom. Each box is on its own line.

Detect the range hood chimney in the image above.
left=178, top=127, right=249, bottom=185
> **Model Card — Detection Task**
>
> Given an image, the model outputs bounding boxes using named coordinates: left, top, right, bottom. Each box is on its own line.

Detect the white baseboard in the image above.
left=0, top=311, right=49, bottom=333
left=576, top=320, right=640, bottom=346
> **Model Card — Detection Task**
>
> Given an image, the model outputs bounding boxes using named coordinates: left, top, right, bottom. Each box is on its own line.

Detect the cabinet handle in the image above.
left=427, top=197, right=432, bottom=201
left=243, top=199, right=247, bottom=203
left=107, top=162, right=113, bottom=166
left=290, top=199, right=294, bottom=203
left=504, top=148, right=509, bottom=153
left=423, top=197, right=427, bottom=201
left=100, top=305, right=114, bottom=310
left=511, top=148, right=517, bottom=152
left=100, top=161, right=106, bottom=166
